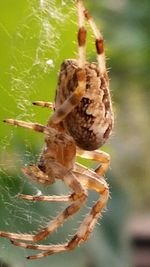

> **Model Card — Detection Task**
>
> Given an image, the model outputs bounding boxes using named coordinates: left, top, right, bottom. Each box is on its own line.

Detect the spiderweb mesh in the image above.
left=0, top=0, right=84, bottom=263
left=0, top=1, right=132, bottom=267
left=0, top=2, right=103, bottom=266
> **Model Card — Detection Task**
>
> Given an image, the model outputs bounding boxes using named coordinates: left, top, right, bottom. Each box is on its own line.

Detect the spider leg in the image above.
left=32, top=101, right=54, bottom=109
left=80, top=1, right=106, bottom=75
left=77, top=148, right=110, bottom=176
left=3, top=119, right=51, bottom=135
left=3, top=119, right=66, bottom=140
left=66, top=174, right=109, bottom=248
left=11, top=173, right=109, bottom=259
left=0, top=172, right=87, bottom=243
left=76, top=0, right=86, bottom=68
left=33, top=80, right=86, bottom=126
left=46, top=1, right=88, bottom=126
left=21, top=165, right=54, bottom=185
left=20, top=165, right=97, bottom=203
left=48, top=69, right=86, bottom=125
left=74, top=162, right=103, bottom=182
left=17, top=193, right=73, bottom=202
left=10, top=240, right=67, bottom=259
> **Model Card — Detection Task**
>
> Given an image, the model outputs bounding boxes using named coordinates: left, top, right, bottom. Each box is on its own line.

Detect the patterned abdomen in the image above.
left=55, top=60, right=114, bottom=151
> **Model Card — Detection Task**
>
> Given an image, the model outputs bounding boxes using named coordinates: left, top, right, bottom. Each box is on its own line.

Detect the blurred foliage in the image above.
left=0, top=0, right=150, bottom=267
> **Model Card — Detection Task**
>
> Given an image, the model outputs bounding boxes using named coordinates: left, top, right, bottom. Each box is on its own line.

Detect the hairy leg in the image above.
left=78, top=0, right=106, bottom=75
left=11, top=172, right=109, bottom=259
left=76, top=0, right=86, bottom=68
left=18, top=194, right=72, bottom=202
left=77, top=147, right=110, bottom=176
left=4, top=119, right=51, bottom=135
left=0, top=172, right=87, bottom=243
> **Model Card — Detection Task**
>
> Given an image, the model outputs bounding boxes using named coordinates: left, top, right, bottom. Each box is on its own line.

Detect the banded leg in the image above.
left=17, top=193, right=73, bottom=202
left=80, top=0, right=106, bottom=75
left=77, top=0, right=87, bottom=68
left=48, top=68, right=86, bottom=125
left=3, top=119, right=67, bottom=143
left=3, top=119, right=51, bottom=135
left=33, top=101, right=54, bottom=109
left=0, top=172, right=87, bottom=243
left=77, top=148, right=110, bottom=176
left=11, top=172, right=109, bottom=259
left=18, top=163, right=104, bottom=203
left=19, top=164, right=81, bottom=202
left=66, top=173, right=109, bottom=250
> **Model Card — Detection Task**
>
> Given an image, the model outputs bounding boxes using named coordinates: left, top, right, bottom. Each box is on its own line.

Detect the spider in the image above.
left=0, top=0, right=114, bottom=260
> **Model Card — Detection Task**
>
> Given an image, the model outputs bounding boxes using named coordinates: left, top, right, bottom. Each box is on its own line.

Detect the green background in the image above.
left=0, top=0, right=149, bottom=266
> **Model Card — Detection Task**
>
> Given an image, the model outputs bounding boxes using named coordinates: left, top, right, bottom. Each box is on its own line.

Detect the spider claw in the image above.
left=3, top=119, right=14, bottom=125
left=10, top=239, right=15, bottom=244
left=26, top=250, right=55, bottom=260
left=26, top=254, right=41, bottom=260
left=32, top=101, right=54, bottom=109
left=10, top=239, right=19, bottom=245
left=26, top=255, right=35, bottom=260
left=15, top=193, right=23, bottom=199
left=10, top=239, right=21, bottom=246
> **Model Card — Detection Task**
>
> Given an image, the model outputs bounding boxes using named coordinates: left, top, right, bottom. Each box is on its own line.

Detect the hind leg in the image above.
left=77, top=148, right=110, bottom=176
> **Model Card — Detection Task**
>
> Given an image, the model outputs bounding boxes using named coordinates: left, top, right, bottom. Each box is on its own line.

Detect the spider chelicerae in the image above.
left=0, top=0, right=114, bottom=260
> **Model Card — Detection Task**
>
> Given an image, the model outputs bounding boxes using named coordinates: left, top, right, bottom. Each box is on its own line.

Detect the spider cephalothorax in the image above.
left=0, top=0, right=113, bottom=260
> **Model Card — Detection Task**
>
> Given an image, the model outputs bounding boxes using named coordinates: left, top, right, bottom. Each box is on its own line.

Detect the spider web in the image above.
left=0, top=2, right=130, bottom=267
left=0, top=2, right=114, bottom=266
left=0, top=1, right=86, bottom=265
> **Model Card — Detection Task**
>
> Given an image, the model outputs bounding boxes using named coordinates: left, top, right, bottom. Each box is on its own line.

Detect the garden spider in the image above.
left=0, top=0, right=113, bottom=260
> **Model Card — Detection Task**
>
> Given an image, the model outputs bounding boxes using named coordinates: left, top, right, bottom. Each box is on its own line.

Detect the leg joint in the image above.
left=71, top=190, right=88, bottom=202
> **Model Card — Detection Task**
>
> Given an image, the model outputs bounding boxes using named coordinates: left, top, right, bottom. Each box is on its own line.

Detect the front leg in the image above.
left=31, top=69, right=86, bottom=127
left=49, top=68, right=86, bottom=125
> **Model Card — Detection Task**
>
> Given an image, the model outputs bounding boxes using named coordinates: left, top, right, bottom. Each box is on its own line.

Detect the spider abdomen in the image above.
left=55, top=60, right=114, bottom=150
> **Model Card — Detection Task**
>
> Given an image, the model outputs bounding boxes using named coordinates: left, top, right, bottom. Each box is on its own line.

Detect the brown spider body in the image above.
left=55, top=59, right=113, bottom=150
left=0, top=0, right=113, bottom=259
